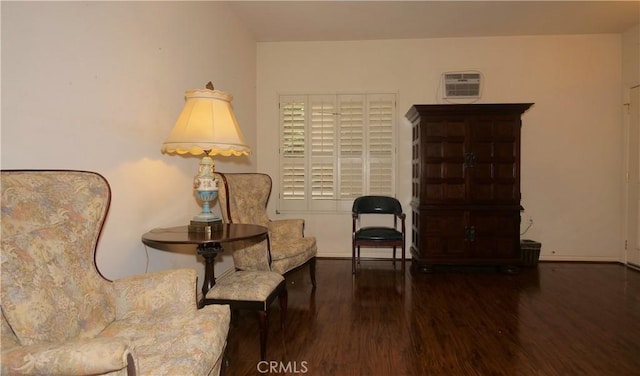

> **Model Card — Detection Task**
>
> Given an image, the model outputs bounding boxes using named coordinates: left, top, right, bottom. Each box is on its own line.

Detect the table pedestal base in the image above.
left=197, top=242, right=223, bottom=307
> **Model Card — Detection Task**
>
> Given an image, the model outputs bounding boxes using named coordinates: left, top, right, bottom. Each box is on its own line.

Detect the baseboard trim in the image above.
left=319, top=256, right=407, bottom=262
left=318, top=256, right=624, bottom=263
left=627, top=262, right=640, bottom=271
left=538, top=256, right=620, bottom=262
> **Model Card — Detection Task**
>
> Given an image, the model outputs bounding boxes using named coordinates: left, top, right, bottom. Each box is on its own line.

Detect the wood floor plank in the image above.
left=223, top=260, right=640, bottom=375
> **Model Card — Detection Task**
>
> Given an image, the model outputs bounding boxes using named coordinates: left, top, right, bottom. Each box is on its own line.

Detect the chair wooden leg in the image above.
left=220, top=345, right=230, bottom=376
left=258, top=310, right=268, bottom=361
left=402, top=245, right=406, bottom=274
left=309, top=257, right=317, bottom=289
left=231, top=309, right=240, bottom=327
left=279, top=288, right=288, bottom=329
left=393, top=246, right=397, bottom=266
left=352, top=243, right=356, bottom=274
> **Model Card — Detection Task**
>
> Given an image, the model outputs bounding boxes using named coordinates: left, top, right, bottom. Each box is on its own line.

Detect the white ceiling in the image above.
left=226, top=1, right=640, bottom=42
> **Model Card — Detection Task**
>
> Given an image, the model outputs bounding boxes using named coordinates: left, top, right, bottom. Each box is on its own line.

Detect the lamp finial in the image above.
left=206, top=81, right=214, bottom=90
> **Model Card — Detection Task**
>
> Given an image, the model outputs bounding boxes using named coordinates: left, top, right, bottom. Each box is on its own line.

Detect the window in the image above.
left=279, top=93, right=397, bottom=212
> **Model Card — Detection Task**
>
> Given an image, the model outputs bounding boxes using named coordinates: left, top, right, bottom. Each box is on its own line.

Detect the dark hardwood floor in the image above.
left=223, top=259, right=640, bottom=376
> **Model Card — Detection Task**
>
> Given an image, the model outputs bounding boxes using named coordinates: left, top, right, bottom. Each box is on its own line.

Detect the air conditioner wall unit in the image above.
left=443, top=71, right=482, bottom=99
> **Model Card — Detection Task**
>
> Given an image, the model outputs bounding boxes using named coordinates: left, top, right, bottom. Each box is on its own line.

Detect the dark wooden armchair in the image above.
left=352, top=195, right=406, bottom=274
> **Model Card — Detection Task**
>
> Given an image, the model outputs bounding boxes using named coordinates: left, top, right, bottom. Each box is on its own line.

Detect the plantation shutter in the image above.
left=367, top=94, right=395, bottom=196
left=338, top=95, right=365, bottom=199
left=280, top=95, right=307, bottom=211
left=308, top=95, right=338, bottom=211
left=278, top=92, right=396, bottom=212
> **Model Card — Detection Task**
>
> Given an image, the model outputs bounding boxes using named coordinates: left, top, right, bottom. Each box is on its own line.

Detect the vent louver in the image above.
left=443, top=72, right=482, bottom=99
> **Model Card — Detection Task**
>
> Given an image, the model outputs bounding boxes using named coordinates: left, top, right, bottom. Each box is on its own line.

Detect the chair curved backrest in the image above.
left=214, top=173, right=272, bottom=271
left=216, top=172, right=271, bottom=227
left=352, top=195, right=403, bottom=215
left=1, top=170, right=115, bottom=346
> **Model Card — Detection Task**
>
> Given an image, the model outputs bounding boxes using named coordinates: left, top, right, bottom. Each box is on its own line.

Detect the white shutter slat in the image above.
left=310, top=95, right=336, bottom=200
left=311, top=161, right=334, bottom=199
left=280, top=96, right=307, bottom=204
left=366, top=94, right=395, bottom=196
left=338, top=95, right=365, bottom=199
left=281, top=98, right=306, bottom=157
left=282, top=158, right=306, bottom=200
left=340, top=159, right=364, bottom=199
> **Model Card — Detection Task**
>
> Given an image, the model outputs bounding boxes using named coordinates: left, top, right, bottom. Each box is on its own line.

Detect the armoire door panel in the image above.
left=425, top=184, right=466, bottom=202
left=470, top=210, right=520, bottom=259
left=442, top=142, right=465, bottom=158
left=421, top=210, right=467, bottom=257
left=426, top=142, right=444, bottom=158
left=425, top=119, right=466, bottom=137
left=494, top=142, right=517, bottom=159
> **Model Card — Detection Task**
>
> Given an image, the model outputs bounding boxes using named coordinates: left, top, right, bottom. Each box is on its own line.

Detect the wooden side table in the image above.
left=141, top=224, right=268, bottom=306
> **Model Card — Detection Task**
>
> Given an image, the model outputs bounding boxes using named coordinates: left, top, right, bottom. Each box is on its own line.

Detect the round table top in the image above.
left=141, top=223, right=268, bottom=247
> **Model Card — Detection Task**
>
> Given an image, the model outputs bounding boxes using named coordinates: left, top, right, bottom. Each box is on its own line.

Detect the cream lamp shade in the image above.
left=162, top=85, right=250, bottom=232
left=162, top=88, right=250, bottom=157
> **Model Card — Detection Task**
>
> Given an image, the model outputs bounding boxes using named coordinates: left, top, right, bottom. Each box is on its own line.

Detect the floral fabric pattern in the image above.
left=206, top=271, right=284, bottom=302
left=1, top=170, right=230, bottom=376
left=228, top=238, right=271, bottom=271
left=100, top=304, right=229, bottom=376
left=1, top=171, right=115, bottom=346
left=1, top=337, right=132, bottom=376
left=113, top=268, right=198, bottom=320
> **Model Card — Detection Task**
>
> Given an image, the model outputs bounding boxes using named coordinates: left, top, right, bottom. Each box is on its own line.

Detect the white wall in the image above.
left=622, top=25, right=640, bottom=89
left=1, top=2, right=257, bottom=280
left=257, top=34, right=626, bottom=262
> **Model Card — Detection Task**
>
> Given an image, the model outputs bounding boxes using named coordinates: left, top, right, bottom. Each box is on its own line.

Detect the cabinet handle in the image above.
left=465, top=226, right=476, bottom=241
left=464, top=152, right=476, bottom=167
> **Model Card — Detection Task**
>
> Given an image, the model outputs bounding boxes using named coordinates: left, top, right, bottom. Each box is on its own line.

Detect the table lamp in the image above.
left=162, top=82, right=250, bottom=233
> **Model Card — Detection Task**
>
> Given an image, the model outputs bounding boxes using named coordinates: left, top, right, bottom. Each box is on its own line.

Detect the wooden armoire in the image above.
left=406, top=103, right=533, bottom=272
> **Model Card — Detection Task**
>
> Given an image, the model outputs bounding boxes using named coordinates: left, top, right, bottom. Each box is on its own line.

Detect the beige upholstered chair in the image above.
left=1, top=170, right=230, bottom=376
left=215, top=172, right=317, bottom=287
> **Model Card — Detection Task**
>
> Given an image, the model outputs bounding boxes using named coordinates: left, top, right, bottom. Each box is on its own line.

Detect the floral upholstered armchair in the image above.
left=1, top=170, right=230, bottom=376
left=215, top=173, right=317, bottom=287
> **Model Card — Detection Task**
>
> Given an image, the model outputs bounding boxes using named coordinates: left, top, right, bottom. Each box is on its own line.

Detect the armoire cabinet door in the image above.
left=422, top=117, right=467, bottom=203
left=468, top=209, right=521, bottom=260
left=418, top=209, right=467, bottom=259
left=467, top=115, right=521, bottom=205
